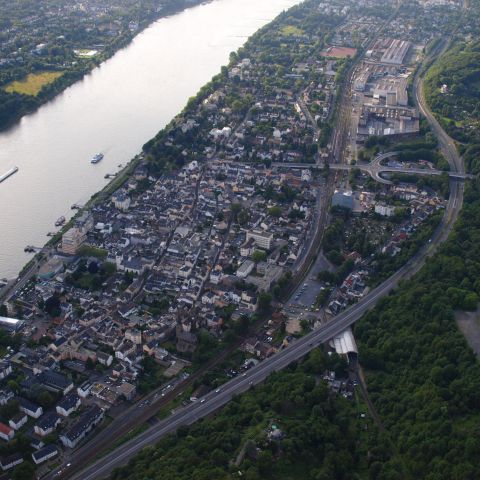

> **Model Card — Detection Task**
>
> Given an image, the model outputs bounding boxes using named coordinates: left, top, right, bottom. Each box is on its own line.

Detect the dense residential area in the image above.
left=0, top=0, right=479, bottom=478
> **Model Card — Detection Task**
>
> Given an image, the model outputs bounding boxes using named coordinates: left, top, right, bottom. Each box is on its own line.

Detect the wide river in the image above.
left=0, top=0, right=300, bottom=279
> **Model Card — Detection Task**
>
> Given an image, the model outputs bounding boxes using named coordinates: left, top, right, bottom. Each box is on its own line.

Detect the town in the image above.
left=0, top=0, right=468, bottom=476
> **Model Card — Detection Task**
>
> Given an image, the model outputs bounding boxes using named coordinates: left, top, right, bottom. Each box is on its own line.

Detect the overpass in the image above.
left=272, top=150, right=473, bottom=184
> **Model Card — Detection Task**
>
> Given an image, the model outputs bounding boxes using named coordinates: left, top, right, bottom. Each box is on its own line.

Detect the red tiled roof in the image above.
left=0, top=423, right=13, bottom=436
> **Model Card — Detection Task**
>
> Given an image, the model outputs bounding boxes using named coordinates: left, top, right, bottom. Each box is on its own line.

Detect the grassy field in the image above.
left=4, top=71, right=64, bottom=96
left=281, top=25, right=304, bottom=36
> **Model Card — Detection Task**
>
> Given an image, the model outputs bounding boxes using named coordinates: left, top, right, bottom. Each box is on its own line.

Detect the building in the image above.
left=34, top=413, right=61, bottom=437
left=9, top=413, right=27, bottom=431
left=375, top=204, right=396, bottom=217
left=97, top=351, right=113, bottom=367
left=77, top=381, right=92, bottom=399
left=332, top=190, right=354, bottom=210
left=380, top=39, right=411, bottom=65
left=61, top=227, right=86, bottom=255
left=0, top=423, right=14, bottom=442
left=0, top=361, right=12, bottom=380
left=236, top=260, right=255, bottom=279
left=246, top=229, right=273, bottom=250
left=60, top=405, right=104, bottom=449
left=357, top=104, right=419, bottom=140
left=116, top=382, right=136, bottom=401
left=112, top=190, right=131, bottom=211
left=56, top=393, right=81, bottom=417
left=38, top=370, right=74, bottom=395
left=0, top=453, right=23, bottom=471
left=19, top=398, right=43, bottom=419
left=0, top=389, right=14, bottom=405
left=0, top=316, right=24, bottom=333
left=61, top=212, right=94, bottom=254
left=32, top=444, right=59, bottom=465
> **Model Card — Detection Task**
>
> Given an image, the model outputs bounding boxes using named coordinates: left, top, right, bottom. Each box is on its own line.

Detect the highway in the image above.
left=272, top=152, right=471, bottom=185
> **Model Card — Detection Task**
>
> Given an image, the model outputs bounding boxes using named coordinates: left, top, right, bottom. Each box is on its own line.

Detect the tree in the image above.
left=7, top=380, right=19, bottom=394
left=258, top=292, right=272, bottom=315
left=37, top=391, right=54, bottom=409
left=12, top=462, right=35, bottom=480
left=234, top=315, right=250, bottom=335
left=268, top=205, right=282, bottom=217
left=230, top=203, right=242, bottom=219
left=238, top=209, right=250, bottom=226
left=88, top=261, right=99, bottom=274
left=252, top=250, right=267, bottom=264
left=86, top=357, right=95, bottom=370
left=44, top=294, right=61, bottom=317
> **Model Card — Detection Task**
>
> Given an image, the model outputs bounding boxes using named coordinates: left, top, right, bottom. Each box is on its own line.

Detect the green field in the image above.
left=4, top=71, right=64, bottom=96
left=280, top=25, right=305, bottom=36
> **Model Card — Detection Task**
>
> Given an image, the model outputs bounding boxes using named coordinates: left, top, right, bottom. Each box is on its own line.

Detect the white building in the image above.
left=246, top=229, right=273, bottom=250
left=236, top=260, right=255, bottom=279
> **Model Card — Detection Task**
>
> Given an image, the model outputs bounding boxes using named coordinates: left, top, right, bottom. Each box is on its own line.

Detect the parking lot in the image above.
left=287, top=252, right=335, bottom=311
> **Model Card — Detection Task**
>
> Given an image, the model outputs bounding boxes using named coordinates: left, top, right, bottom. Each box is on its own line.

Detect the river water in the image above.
left=0, top=0, right=300, bottom=278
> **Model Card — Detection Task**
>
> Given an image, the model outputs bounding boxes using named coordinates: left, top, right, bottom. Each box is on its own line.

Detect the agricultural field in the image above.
left=4, top=71, right=64, bottom=96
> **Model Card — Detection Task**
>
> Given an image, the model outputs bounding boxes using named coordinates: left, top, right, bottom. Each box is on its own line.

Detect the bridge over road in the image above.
left=272, top=151, right=473, bottom=184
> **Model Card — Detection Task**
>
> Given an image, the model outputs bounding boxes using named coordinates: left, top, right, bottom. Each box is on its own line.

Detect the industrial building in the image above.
left=0, top=316, right=24, bottom=333
left=380, top=39, right=411, bottom=65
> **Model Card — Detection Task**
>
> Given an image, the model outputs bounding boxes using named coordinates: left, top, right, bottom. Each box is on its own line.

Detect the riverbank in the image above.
left=0, top=0, right=208, bottom=133
left=0, top=0, right=301, bottom=278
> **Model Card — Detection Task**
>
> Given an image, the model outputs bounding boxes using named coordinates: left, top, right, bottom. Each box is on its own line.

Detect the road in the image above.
left=272, top=155, right=471, bottom=185
left=62, top=31, right=467, bottom=480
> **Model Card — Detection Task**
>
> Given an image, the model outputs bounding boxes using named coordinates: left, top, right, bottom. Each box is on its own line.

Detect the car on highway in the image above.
left=215, top=389, right=220, bottom=393
left=200, top=399, right=206, bottom=403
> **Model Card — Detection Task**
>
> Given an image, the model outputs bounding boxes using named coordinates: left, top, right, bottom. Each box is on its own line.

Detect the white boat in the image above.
left=0, top=166, right=19, bottom=184
left=91, top=153, right=104, bottom=164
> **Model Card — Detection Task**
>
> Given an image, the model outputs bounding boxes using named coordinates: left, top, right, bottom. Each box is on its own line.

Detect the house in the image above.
left=32, top=444, right=59, bottom=465
left=37, top=370, right=73, bottom=395
left=60, top=405, right=104, bottom=449
left=77, top=380, right=92, bottom=398
left=19, top=398, right=43, bottom=419
left=116, top=382, right=136, bottom=401
left=9, top=412, right=27, bottom=430
left=115, top=340, right=136, bottom=361
left=0, top=361, right=12, bottom=380
left=56, top=393, right=81, bottom=417
left=112, top=190, right=131, bottom=211
left=0, top=453, right=23, bottom=471
left=0, top=389, right=14, bottom=405
left=34, top=413, right=61, bottom=437
left=30, top=437, right=45, bottom=450
left=176, top=331, right=197, bottom=353
left=0, top=423, right=14, bottom=442
left=97, top=351, right=113, bottom=367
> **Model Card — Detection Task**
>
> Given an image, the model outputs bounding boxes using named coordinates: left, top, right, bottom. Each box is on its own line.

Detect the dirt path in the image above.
left=455, top=308, right=480, bottom=357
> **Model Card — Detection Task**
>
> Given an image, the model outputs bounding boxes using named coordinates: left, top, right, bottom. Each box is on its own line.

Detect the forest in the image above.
left=112, top=349, right=387, bottom=480
left=424, top=40, right=480, bottom=169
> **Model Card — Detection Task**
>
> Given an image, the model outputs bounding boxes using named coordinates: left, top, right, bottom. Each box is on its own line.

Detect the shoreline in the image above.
left=0, top=0, right=210, bottom=135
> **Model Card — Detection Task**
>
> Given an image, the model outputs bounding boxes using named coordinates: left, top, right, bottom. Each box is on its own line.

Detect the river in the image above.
left=0, top=0, right=300, bottom=279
